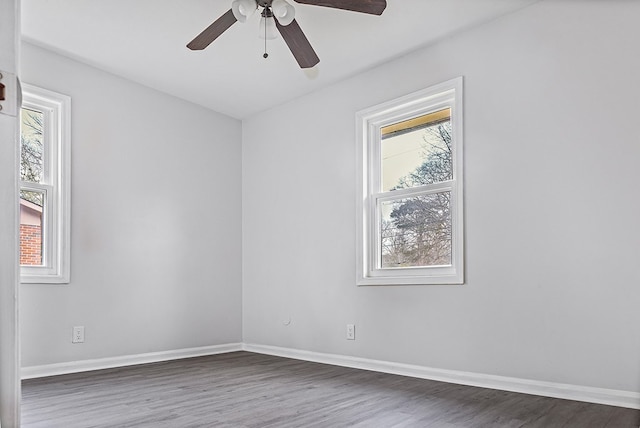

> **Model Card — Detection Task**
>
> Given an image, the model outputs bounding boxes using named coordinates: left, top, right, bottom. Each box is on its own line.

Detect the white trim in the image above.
left=21, top=343, right=243, bottom=379
left=356, top=77, right=464, bottom=286
left=243, top=343, right=640, bottom=410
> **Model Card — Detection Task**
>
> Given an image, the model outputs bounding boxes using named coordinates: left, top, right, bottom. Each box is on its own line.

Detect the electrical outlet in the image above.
left=346, top=324, right=355, bottom=340
left=72, top=326, right=85, bottom=343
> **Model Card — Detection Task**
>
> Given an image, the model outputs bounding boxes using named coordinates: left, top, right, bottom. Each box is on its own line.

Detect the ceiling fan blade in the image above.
left=293, top=0, right=386, bottom=15
left=275, top=19, right=320, bottom=69
left=187, top=9, right=237, bottom=50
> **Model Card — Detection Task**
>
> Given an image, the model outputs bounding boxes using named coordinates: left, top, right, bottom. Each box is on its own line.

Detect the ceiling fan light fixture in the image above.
left=272, top=0, right=295, bottom=26
left=231, top=0, right=257, bottom=23
left=259, top=14, right=278, bottom=40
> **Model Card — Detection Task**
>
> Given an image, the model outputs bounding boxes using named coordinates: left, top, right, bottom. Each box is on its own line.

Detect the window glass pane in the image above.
left=20, top=190, right=45, bottom=266
left=20, top=108, right=45, bottom=184
left=381, top=109, right=452, bottom=192
left=380, top=191, right=451, bottom=268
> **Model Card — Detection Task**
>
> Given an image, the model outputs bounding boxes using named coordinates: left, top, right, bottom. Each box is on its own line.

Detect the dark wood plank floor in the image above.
left=22, top=351, right=639, bottom=427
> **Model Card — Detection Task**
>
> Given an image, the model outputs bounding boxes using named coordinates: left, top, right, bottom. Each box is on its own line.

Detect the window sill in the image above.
left=357, top=273, right=464, bottom=286
left=21, top=272, right=70, bottom=284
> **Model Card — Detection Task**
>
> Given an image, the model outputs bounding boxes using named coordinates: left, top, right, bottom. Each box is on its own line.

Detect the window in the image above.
left=356, top=77, right=463, bottom=285
left=20, top=84, right=71, bottom=283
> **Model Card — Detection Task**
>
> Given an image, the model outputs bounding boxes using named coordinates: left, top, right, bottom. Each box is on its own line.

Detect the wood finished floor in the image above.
left=22, top=351, right=639, bottom=428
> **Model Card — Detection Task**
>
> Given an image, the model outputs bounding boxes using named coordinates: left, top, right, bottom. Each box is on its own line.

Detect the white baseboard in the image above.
left=21, top=342, right=640, bottom=410
left=242, top=343, right=640, bottom=410
left=21, top=343, right=243, bottom=380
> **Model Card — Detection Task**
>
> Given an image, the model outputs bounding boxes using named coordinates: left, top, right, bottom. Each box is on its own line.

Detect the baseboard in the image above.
left=21, top=343, right=243, bottom=380
left=21, top=342, right=640, bottom=410
left=242, top=343, right=640, bottom=410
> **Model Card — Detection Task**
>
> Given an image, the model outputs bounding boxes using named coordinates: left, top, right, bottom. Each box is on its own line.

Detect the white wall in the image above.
left=20, top=43, right=243, bottom=367
left=242, top=0, right=640, bottom=394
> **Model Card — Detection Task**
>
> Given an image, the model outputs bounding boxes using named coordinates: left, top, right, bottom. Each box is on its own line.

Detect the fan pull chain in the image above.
left=263, top=17, right=269, bottom=59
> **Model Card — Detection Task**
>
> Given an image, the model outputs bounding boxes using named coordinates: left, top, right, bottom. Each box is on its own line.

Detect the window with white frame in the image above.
left=19, top=84, right=71, bottom=283
left=356, top=77, right=463, bottom=285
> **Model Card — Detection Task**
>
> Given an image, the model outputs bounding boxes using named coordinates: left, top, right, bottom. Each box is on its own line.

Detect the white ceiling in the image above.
left=21, top=0, right=538, bottom=119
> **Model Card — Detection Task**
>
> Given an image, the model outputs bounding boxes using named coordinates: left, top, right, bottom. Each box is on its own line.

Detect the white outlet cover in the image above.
left=72, top=326, right=85, bottom=343
left=346, top=324, right=355, bottom=340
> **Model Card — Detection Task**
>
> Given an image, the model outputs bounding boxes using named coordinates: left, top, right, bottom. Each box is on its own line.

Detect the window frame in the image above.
left=20, top=84, right=71, bottom=284
left=356, top=77, right=464, bottom=286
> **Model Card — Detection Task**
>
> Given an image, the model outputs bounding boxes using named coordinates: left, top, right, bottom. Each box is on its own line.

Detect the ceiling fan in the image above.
left=187, top=0, right=387, bottom=69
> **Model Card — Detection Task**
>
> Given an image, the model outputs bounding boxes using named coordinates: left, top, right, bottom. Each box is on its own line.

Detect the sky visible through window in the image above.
left=381, top=108, right=451, bottom=192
